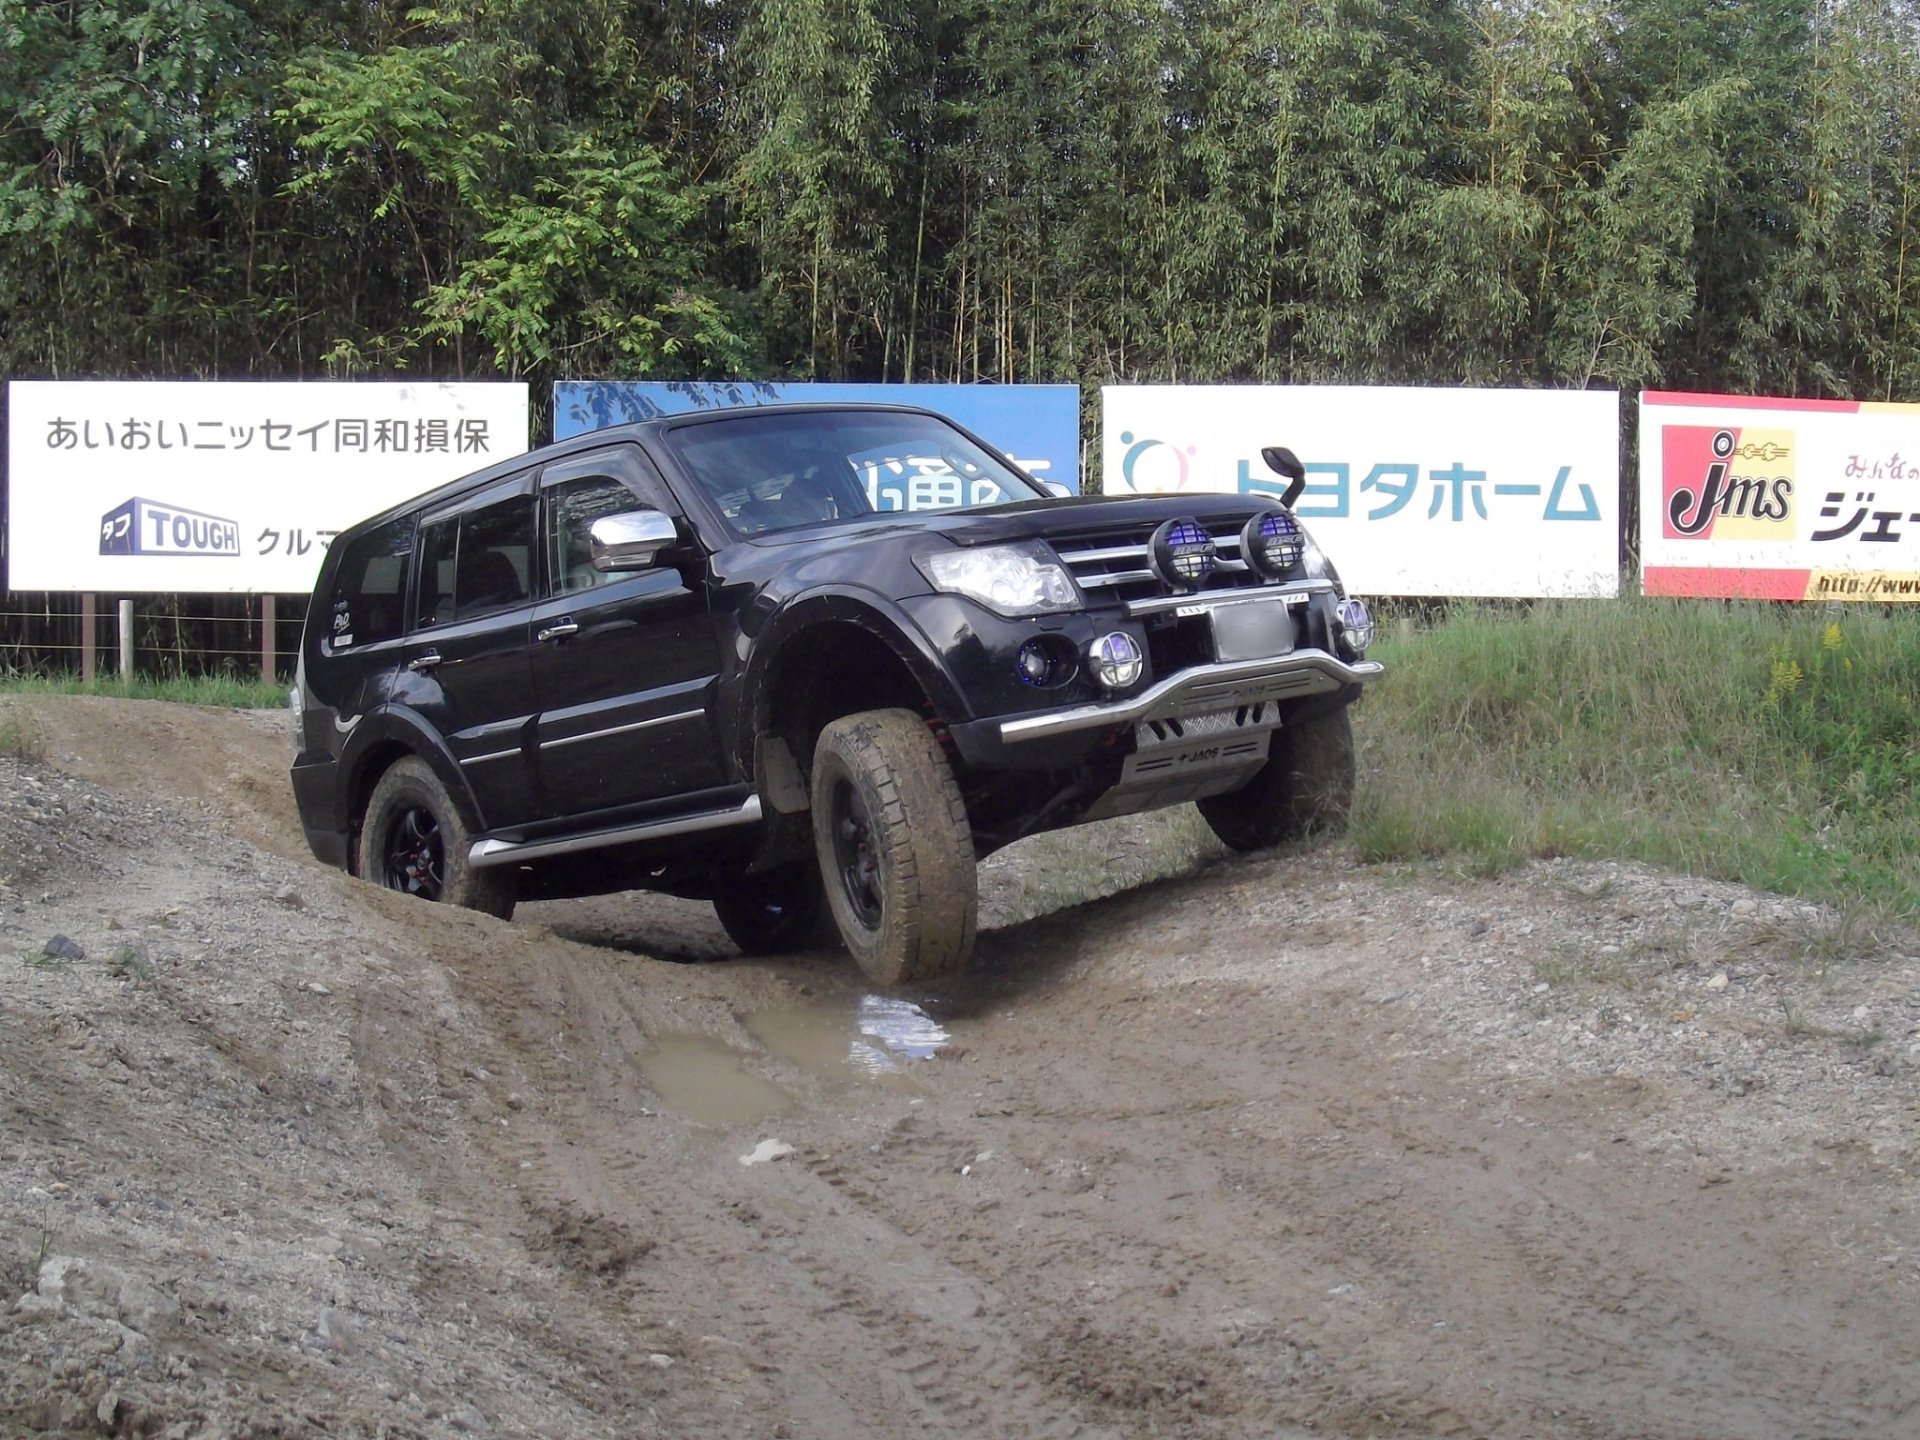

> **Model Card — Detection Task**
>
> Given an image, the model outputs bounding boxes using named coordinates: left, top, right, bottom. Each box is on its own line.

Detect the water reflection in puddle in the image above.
left=745, top=994, right=949, bottom=1079
left=642, top=996, right=949, bottom=1125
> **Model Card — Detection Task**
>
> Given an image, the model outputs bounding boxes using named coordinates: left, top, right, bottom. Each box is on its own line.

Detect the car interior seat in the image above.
left=457, top=549, right=527, bottom=617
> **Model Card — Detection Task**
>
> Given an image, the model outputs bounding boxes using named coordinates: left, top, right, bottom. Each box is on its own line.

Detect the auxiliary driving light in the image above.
left=1336, top=597, right=1375, bottom=655
left=1149, top=518, right=1217, bottom=589
left=1089, top=631, right=1144, bottom=689
left=1241, top=510, right=1305, bottom=578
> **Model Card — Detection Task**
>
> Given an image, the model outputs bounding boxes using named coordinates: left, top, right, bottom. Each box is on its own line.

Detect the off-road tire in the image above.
left=358, top=756, right=516, bottom=919
left=712, top=859, right=835, bottom=956
left=1197, top=707, right=1356, bottom=853
left=811, top=709, right=977, bottom=986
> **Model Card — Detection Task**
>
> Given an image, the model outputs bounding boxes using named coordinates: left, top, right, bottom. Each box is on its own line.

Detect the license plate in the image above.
left=1209, top=599, right=1295, bottom=662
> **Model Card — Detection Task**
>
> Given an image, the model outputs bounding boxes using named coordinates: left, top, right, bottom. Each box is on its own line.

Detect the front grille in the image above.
left=1050, top=514, right=1271, bottom=605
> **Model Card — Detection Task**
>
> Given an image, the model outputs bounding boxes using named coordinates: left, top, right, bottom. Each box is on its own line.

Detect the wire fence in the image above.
left=0, top=593, right=305, bottom=682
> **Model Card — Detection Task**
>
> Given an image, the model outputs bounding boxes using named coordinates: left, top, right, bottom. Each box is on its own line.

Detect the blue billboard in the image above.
left=553, top=381, right=1081, bottom=494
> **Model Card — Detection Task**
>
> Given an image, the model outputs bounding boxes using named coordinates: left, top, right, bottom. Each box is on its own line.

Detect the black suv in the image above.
left=291, top=404, right=1380, bottom=983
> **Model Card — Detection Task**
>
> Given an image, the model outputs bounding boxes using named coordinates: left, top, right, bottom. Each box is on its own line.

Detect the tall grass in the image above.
left=1354, top=599, right=1920, bottom=915
left=0, top=674, right=287, bottom=709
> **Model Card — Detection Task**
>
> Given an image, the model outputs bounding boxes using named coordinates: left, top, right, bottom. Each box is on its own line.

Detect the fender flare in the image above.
left=729, top=586, right=971, bottom=778
left=337, top=705, right=488, bottom=842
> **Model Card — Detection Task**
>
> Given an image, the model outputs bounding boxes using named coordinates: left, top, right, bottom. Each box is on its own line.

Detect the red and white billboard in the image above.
left=1639, top=391, right=1920, bottom=601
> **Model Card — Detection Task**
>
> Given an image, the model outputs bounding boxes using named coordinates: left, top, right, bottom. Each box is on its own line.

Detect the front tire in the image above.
left=811, top=709, right=977, bottom=986
left=1198, top=707, right=1356, bottom=853
left=712, top=859, right=833, bottom=956
left=358, top=756, right=516, bottom=919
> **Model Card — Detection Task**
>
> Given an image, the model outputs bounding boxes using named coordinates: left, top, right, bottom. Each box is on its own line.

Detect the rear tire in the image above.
left=811, top=709, right=977, bottom=986
left=358, top=756, right=516, bottom=919
left=712, top=859, right=834, bottom=956
left=1197, top=707, right=1356, bottom=853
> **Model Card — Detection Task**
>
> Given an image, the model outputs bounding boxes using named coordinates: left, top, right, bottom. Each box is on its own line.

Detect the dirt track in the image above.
left=2, top=694, right=1917, bottom=1439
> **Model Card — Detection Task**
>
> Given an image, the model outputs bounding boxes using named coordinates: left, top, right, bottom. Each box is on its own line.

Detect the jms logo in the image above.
left=1662, top=427, right=1795, bottom=540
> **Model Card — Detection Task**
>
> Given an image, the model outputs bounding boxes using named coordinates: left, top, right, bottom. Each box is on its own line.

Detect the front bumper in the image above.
left=997, top=648, right=1382, bottom=744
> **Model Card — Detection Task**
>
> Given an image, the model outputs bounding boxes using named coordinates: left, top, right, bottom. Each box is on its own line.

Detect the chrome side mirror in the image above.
left=588, top=510, right=679, bottom=571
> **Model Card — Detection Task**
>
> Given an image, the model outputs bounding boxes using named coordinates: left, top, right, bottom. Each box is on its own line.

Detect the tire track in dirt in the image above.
left=391, top=909, right=1128, bottom=1440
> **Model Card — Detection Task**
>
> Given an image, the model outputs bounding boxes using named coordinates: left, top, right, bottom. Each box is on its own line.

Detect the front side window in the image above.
left=662, top=411, right=1045, bottom=538
left=547, top=475, right=646, bottom=595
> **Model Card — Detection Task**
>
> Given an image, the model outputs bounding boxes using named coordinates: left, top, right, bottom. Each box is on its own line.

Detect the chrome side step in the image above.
left=468, top=796, right=762, bottom=869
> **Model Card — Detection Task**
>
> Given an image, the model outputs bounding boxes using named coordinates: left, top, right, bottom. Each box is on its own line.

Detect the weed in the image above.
left=1776, top=991, right=1827, bottom=1040
left=1750, top=904, right=1898, bottom=982
left=0, top=705, right=47, bottom=762
left=108, top=944, right=154, bottom=982
left=3, top=1217, right=54, bottom=1301
left=0, top=674, right=286, bottom=709
left=1362, top=599, right=1920, bottom=925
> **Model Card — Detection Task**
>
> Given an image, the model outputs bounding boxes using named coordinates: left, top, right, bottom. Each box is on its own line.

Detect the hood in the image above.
left=740, top=490, right=1277, bottom=551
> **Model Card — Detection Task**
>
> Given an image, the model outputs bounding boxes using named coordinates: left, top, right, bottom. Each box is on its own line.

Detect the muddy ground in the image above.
left=1, top=693, right=1916, bottom=1440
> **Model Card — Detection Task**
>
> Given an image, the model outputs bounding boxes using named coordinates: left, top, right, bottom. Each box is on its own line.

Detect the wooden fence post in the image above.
left=80, top=593, right=96, bottom=683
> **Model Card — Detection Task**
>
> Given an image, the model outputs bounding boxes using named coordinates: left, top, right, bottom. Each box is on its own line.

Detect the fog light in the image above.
left=1015, top=640, right=1055, bottom=686
left=1336, top=597, right=1374, bottom=655
left=1089, top=631, right=1143, bottom=689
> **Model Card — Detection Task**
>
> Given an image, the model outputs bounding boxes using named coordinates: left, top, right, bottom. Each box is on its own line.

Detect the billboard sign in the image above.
left=5, top=381, right=530, bottom=593
left=1101, top=385, right=1620, bottom=597
left=553, top=381, right=1081, bottom=495
left=1639, top=392, right=1920, bottom=601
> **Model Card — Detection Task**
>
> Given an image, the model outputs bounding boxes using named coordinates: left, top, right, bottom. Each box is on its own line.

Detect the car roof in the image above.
left=332, top=401, right=957, bottom=541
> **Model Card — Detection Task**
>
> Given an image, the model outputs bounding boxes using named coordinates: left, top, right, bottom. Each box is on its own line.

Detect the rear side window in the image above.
left=415, top=493, right=535, bottom=628
left=324, top=516, right=414, bottom=650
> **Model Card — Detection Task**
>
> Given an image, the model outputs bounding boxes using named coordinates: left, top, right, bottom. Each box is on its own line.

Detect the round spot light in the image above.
left=1089, top=631, right=1144, bottom=690
left=1241, top=510, right=1305, bottom=578
left=1149, top=518, right=1217, bottom=589
left=1336, top=597, right=1375, bottom=655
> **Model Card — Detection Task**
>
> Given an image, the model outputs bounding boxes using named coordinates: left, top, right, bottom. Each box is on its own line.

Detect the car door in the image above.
left=526, top=445, right=727, bottom=819
left=393, top=477, right=542, bottom=829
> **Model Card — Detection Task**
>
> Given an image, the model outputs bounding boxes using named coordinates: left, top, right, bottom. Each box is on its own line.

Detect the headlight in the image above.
left=1300, top=529, right=1340, bottom=586
left=919, top=543, right=1081, bottom=616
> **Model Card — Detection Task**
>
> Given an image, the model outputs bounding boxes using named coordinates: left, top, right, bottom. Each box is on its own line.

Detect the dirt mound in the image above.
left=1, top=693, right=1916, bottom=1438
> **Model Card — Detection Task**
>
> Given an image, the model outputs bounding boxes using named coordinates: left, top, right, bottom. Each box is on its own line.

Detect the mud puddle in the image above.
left=637, top=995, right=950, bottom=1126
left=635, top=1033, right=794, bottom=1127
left=746, top=992, right=949, bottom=1078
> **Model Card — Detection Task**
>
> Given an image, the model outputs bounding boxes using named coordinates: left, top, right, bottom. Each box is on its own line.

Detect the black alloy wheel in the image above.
left=357, top=756, right=516, bottom=920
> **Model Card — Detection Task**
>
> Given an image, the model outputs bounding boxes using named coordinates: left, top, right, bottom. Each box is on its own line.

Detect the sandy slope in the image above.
left=1, top=693, right=1915, bottom=1439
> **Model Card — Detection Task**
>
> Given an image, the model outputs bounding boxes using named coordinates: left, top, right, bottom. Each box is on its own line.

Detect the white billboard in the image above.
left=1101, top=385, right=1620, bottom=597
left=1639, top=391, right=1920, bottom=601
left=5, top=380, right=530, bottom=593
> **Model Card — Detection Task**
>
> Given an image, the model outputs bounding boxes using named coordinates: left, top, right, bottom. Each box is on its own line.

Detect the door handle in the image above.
left=406, top=651, right=442, bottom=673
left=537, top=619, right=579, bottom=643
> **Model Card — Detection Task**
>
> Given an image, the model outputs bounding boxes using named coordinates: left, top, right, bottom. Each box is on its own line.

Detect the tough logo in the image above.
left=99, top=497, right=241, bottom=558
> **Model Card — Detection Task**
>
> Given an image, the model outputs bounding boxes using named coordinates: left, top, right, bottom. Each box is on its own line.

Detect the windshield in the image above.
left=661, top=409, right=1047, bottom=538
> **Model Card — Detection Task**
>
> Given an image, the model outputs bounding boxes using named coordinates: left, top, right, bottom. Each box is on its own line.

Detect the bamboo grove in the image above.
left=6, top=0, right=1920, bottom=405
left=4, top=0, right=1920, bottom=674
